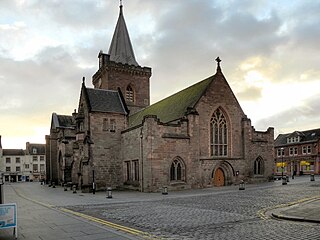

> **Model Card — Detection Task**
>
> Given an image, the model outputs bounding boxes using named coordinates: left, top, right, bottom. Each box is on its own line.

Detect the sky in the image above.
left=0, top=0, right=319, bottom=149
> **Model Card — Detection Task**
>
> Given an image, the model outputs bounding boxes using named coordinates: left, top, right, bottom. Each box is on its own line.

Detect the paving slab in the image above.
left=0, top=184, right=143, bottom=240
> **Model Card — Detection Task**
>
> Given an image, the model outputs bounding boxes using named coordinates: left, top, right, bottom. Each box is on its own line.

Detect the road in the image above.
left=1, top=176, right=320, bottom=239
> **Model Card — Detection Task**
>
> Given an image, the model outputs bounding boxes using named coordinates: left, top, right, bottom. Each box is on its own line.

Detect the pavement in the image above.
left=271, top=198, right=320, bottom=223
left=0, top=184, right=146, bottom=240
left=0, top=176, right=319, bottom=239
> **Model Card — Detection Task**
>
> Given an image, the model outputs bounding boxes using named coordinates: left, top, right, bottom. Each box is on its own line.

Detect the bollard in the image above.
left=64, top=184, right=68, bottom=191
left=72, top=185, right=77, bottom=194
left=310, top=174, right=315, bottom=181
left=106, top=187, right=112, bottom=198
left=239, top=180, right=245, bottom=190
left=52, top=181, right=56, bottom=188
left=162, top=186, right=168, bottom=195
left=282, top=176, right=287, bottom=185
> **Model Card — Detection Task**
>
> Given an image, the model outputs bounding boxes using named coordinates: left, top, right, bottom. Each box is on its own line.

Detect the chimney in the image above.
left=26, top=142, right=30, bottom=154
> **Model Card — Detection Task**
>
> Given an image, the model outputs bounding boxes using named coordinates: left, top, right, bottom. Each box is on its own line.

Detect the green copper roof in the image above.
left=129, top=75, right=214, bottom=127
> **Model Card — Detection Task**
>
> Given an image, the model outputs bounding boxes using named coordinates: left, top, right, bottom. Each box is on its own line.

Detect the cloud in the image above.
left=0, top=0, right=320, bottom=148
left=0, top=46, right=94, bottom=117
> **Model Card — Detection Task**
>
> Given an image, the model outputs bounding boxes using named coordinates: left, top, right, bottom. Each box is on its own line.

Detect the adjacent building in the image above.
left=46, top=4, right=274, bottom=193
left=274, top=129, right=320, bottom=176
left=0, top=136, right=46, bottom=182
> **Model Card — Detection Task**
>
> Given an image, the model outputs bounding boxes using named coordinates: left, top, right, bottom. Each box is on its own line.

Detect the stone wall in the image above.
left=89, top=112, right=127, bottom=190
left=92, top=61, right=151, bottom=113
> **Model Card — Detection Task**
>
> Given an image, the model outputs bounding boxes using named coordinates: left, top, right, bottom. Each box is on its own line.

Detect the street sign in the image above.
left=0, top=203, right=18, bottom=239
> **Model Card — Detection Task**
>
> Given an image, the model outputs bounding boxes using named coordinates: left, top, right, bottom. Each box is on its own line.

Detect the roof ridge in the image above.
left=129, top=75, right=214, bottom=127
left=86, top=88, right=118, bottom=93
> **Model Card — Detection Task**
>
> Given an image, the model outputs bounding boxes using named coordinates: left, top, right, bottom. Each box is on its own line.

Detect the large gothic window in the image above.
left=210, top=108, right=228, bottom=156
left=254, top=157, right=263, bottom=175
left=170, top=158, right=185, bottom=181
left=126, top=85, right=134, bottom=102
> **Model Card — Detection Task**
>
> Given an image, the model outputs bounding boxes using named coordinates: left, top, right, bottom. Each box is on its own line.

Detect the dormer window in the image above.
left=33, top=148, right=37, bottom=154
left=287, top=136, right=300, bottom=143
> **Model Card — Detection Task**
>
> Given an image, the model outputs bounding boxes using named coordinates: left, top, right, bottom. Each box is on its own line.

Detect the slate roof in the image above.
left=51, top=113, right=74, bottom=129
left=3, top=149, right=25, bottom=156
left=26, top=143, right=46, bottom=155
left=85, top=88, right=128, bottom=114
left=275, top=128, right=320, bottom=146
left=129, top=75, right=213, bottom=127
left=108, top=4, right=139, bottom=66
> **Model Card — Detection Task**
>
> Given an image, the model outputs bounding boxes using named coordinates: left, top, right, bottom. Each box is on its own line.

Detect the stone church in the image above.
left=45, top=4, right=274, bottom=192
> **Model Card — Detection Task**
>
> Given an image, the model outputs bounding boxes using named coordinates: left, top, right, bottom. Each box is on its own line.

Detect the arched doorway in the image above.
left=213, top=168, right=225, bottom=186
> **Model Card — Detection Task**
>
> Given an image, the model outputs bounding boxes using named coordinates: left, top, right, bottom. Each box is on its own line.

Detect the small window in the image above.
left=170, top=158, right=185, bottom=182
left=33, top=148, right=37, bottom=154
left=126, top=85, right=134, bottom=102
left=302, top=146, right=307, bottom=155
left=289, top=147, right=293, bottom=156
left=16, top=157, right=21, bottom=164
left=133, top=160, right=139, bottom=181
left=110, top=119, right=116, bottom=132
left=294, top=147, right=298, bottom=155
left=103, top=118, right=109, bottom=131
left=40, top=156, right=45, bottom=161
left=277, top=149, right=284, bottom=157
left=125, top=161, right=131, bottom=181
left=33, top=156, right=38, bottom=162
left=16, top=166, right=21, bottom=172
left=6, top=158, right=11, bottom=164
left=307, top=146, right=312, bottom=154
left=40, top=164, right=45, bottom=172
left=6, top=167, right=11, bottom=172
left=25, top=164, right=29, bottom=169
left=33, top=164, right=38, bottom=172
left=254, top=157, right=263, bottom=175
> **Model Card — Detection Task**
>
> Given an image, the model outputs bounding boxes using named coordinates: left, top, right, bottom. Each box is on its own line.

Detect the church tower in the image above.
left=92, top=2, right=152, bottom=114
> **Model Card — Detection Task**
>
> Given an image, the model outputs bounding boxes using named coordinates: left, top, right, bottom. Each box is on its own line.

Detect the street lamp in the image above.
left=281, top=147, right=287, bottom=185
left=281, top=147, right=284, bottom=179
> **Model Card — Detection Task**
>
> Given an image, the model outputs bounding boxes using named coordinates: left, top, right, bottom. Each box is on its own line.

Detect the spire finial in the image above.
left=215, top=57, right=222, bottom=72
left=215, top=57, right=221, bottom=65
left=120, top=0, right=123, bottom=7
left=82, top=77, right=85, bottom=86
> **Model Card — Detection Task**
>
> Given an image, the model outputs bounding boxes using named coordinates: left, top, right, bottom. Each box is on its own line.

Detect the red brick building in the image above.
left=46, top=4, right=274, bottom=192
left=274, top=129, right=320, bottom=177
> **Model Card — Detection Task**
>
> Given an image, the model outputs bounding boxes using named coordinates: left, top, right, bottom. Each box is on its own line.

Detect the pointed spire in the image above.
left=215, top=57, right=222, bottom=73
left=108, top=3, right=139, bottom=66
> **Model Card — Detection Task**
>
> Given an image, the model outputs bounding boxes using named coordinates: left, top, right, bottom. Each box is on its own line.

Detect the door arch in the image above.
left=213, top=168, right=225, bottom=187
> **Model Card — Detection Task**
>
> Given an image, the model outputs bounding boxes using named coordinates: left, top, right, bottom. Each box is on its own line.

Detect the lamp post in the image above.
left=0, top=172, right=4, bottom=204
left=281, top=147, right=287, bottom=185
left=281, top=147, right=284, bottom=179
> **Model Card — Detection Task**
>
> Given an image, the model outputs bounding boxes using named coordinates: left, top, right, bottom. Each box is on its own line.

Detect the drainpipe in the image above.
left=140, top=128, right=144, bottom=192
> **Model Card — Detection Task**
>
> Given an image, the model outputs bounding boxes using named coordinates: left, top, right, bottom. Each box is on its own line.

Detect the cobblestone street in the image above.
left=3, top=176, right=320, bottom=239
left=67, top=178, right=320, bottom=239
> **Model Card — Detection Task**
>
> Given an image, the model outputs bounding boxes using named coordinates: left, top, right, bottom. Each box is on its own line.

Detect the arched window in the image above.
left=170, top=158, right=185, bottom=181
left=126, top=85, right=134, bottom=102
left=254, top=157, right=263, bottom=175
left=210, top=108, right=228, bottom=156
